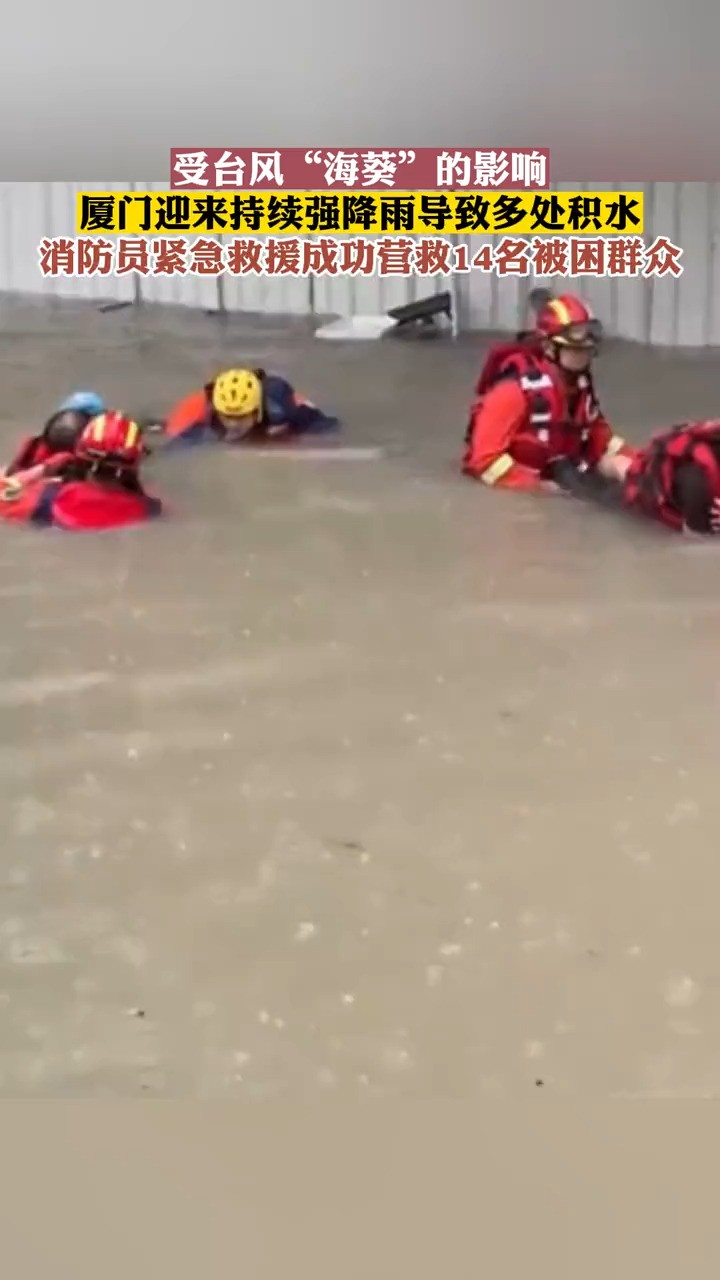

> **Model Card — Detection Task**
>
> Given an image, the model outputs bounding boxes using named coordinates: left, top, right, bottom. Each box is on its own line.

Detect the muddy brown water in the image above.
left=1, top=296, right=720, bottom=1098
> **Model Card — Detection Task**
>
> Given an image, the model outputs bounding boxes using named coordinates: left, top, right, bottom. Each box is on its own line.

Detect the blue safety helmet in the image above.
left=57, top=390, right=107, bottom=417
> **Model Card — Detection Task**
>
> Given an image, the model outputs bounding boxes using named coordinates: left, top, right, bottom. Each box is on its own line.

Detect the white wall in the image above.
left=0, top=181, right=715, bottom=347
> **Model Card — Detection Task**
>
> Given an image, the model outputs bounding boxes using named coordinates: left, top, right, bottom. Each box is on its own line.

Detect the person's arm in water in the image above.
left=3, top=435, right=44, bottom=477
left=586, top=410, right=636, bottom=477
left=162, top=389, right=214, bottom=443
left=463, top=380, right=555, bottom=492
left=8, top=452, right=74, bottom=487
left=544, top=455, right=627, bottom=508
left=263, top=375, right=340, bottom=437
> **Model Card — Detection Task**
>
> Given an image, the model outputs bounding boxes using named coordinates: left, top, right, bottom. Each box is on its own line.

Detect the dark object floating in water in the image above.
left=387, top=291, right=453, bottom=338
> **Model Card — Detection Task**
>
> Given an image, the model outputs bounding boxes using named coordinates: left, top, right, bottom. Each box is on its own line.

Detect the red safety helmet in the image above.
left=76, top=411, right=144, bottom=468
left=535, top=293, right=602, bottom=350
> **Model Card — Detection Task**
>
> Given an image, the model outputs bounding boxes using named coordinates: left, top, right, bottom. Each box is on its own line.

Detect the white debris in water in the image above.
left=341, top=993, right=355, bottom=1005
left=466, top=881, right=482, bottom=893
left=667, top=799, right=700, bottom=825
left=627, top=945, right=642, bottom=957
left=360, top=928, right=369, bottom=938
left=258, top=1010, right=271, bottom=1024
left=438, top=943, right=461, bottom=957
left=403, top=713, right=418, bottom=724
left=664, top=976, right=700, bottom=1008
left=359, top=851, right=371, bottom=864
left=357, top=1073, right=370, bottom=1087
left=222, top=732, right=233, bottom=742
left=127, top=747, right=140, bottom=761
left=524, top=1041, right=545, bottom=1060
left=90, top=845, right=103, bottom=860
left=273, top=1017, right=285, bottom=1030
left=463, top=917, right=474, bottom=927
left=426, top=965, right=444, bottom=988
left=234, top=1051, right=250, bottom=1066
left=294, top=922, right=317, bottom=942
left=489, top=921, right=500, bottom=931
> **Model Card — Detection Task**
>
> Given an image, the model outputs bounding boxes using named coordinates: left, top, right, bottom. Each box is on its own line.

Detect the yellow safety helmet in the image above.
left=211, top=368, right=262, bottom=419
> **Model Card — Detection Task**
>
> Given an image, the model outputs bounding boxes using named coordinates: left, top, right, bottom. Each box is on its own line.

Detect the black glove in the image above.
left=543, top=457, right=624, bottom=507
left=542, top=457, right=586, bottom=491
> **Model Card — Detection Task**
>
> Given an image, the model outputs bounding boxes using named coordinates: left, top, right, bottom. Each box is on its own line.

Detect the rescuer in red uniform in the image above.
left=462, top=292, right=636, bottom=491
left=0, top=411, right=162, bottom=531
left=1, top=392, right=108, bottom=481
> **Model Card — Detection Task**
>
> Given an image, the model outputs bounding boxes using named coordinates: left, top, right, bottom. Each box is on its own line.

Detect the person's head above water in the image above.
left=42, top=392, right=109, bottom=456
left=43, top=410, right=90, bottom=454
left=57, top=391, right=107, bottom=417
left=211, top=369, right=262, bottom=437
left=672, top=445, right=720, bottom=533
left=533, top=293, right=602, bottom=377
left=75, top=411, right=144, bottom=480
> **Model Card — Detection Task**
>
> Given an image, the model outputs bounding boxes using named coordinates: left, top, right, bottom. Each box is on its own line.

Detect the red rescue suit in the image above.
left=0, top=476, right=162, bottom=530
left=622, top=421, right=720, bottom=532
left=3, top=435, right=57, bottom=476
left=463, top=341, right=633, bottom=490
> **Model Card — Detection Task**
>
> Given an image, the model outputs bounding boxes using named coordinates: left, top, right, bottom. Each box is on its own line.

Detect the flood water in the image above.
left=2, top=297, right=720, bottom=1098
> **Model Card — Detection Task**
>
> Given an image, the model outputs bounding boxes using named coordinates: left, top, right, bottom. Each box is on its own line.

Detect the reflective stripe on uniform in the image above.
left=605, top=434, right=626, bottom=456
left=519, top=373, right=553, bottom=393
left=548, top=298, right=572, bottom=326
left=480, top=453, right=515, bottom=486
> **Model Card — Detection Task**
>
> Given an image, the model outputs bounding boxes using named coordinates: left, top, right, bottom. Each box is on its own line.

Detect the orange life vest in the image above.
left=467, top=340, right=602, bottom=471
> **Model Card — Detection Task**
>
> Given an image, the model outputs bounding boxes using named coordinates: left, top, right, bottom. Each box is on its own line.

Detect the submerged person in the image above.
left=462, top=293, right=635, bottom=491
left=0, top=411, right=162, bottom=531
left=2, top=391, right=107, bottom=482
left=548, top=420, right=720, bottom=534
left=161, top=368, right=341, bottom=446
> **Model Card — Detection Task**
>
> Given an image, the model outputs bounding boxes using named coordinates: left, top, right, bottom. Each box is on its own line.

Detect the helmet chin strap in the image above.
left=550, top=340, right=593, bottom=374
